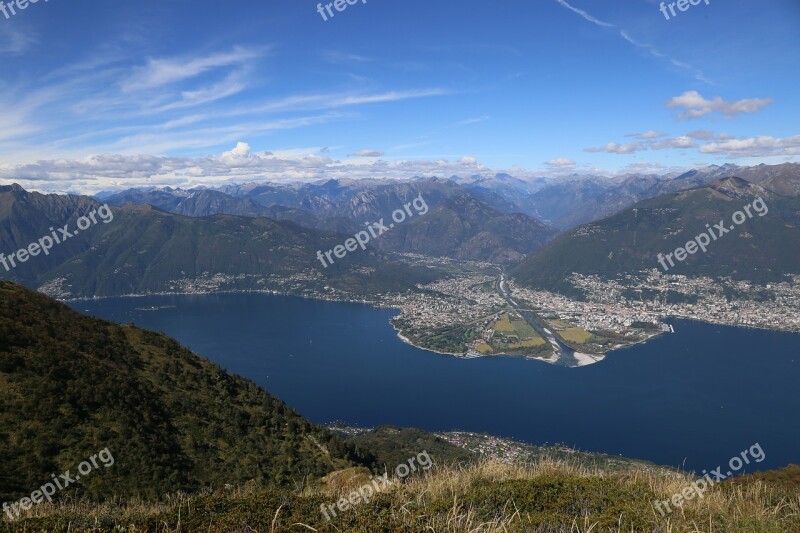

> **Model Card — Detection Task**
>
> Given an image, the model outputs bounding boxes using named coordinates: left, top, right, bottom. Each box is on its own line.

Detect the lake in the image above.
left=72, top=292, right=800, bottom=473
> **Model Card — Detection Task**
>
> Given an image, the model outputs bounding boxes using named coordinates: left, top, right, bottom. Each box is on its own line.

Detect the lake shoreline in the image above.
left=60, top=287, right=800, bottom=367
left=71, top=293, right=800, bottom=473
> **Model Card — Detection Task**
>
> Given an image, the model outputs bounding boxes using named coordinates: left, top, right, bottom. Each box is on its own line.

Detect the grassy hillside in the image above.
left=2, top=281, right=799, bottom=531
left=4, top=458, right=798, bottom=532
left=334, top=426, right=476, bottom=468
left=733, top=464, right=800, bottom=491
left=0, top=281, right=373, bottom=503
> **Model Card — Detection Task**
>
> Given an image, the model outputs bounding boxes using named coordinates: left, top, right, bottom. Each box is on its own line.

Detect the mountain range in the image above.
left=3, top=163, right=800, bottom=300
left=513, top=175, right=800, bottom=294
left=0, top=185, right=436, bottom=299
left=103, top=164, right=800, bottom=232
left=105, top=177, right=559, bottom=262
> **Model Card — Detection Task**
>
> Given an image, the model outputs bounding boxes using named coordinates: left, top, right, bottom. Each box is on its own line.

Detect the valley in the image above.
left=11, top=167, right=799, bottom=367
left=3, top=4, right=800, bottom=530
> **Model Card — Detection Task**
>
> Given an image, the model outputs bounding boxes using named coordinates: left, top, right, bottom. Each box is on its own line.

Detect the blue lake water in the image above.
left=72, top=292, right=800, bottom=473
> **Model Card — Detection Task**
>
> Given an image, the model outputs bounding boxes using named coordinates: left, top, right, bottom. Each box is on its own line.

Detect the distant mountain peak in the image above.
left=710, top=175, right=765, bottom=198
left=0, top=183, right=25, bottom=193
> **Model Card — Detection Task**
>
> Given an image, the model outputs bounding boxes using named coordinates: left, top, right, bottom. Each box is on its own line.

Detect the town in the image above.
left=46, top=255, right=800, bottom=367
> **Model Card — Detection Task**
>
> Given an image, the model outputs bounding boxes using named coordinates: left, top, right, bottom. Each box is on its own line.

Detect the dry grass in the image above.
left=2, top=458, right=799, bottom=532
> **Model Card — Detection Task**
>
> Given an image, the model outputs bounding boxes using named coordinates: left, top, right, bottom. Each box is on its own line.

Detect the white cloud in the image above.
left=618, top=31, right=709, bottom=84
left=111, top=114, right=343, bottom=155
left=667, top=91, right=773, bottom=120
left=6, top=139, right=796, bottom=195
left=149, top=71, right=249, bottom=113
left=0, top=40, right=452, bottom=168
left=618, top=161, right=671, bottom=174
left=545, top=157, right=576, bottom=168
left=222, top=141, right=253, bottom=159
left=699, top=135, right=800, bottom=157
left=216, top=89, right=449, bottom=118
left=650, top=136, right=696, bottom=150
left=685, top=129, right=715, bottom=140
left=585, top=142, right=644, bottom=154
left=349, top=150, right=384, bottom=157
left=555, top=3, right=709, bottom=83
left=458, top=116, right=491, bottom=126
left=121, top=46, right=265, bottom=92
left=580, top=130, right=800, bottom=159
left=0, top=145, right=494, bottom=193
left=667, top=59, right=713, bottom=85
left=323, top=51, right=373, bottom=63
left=555, top=0, right=614, bottom=28
left=0, top=25, right=37, bottom=55
left=626, top=131, right=667, bottom=140
left=619, top=31, right=664, bottom=58
left=327, top=89, right=450, bottom=108
left=0, top=81, right=447, bottom=162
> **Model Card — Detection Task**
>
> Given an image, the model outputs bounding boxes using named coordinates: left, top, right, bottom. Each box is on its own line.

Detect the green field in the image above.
left=481, top=312, right=547, bottom=354
left=510, top=318, right=539, bottom=340
left=476, top=342, right=494, bottom=354
left=508, top=338, right=545, bottom=349
left=494, top=313, right=516, bottom=333
left=560, top=327, right=593, bottom=344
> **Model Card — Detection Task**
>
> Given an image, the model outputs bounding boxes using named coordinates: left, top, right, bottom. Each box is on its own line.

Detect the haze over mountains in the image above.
left=100, top=162, right=800, bottom=265
left=374, top=194, right=555, bottom=263
left=513, top=176, right=800, bottom=295
left=108, top=176, right=560, bottom=263
left=2, top=163, right=800, bottom=300
left=0, top=185, right=436, bottom=299
left=102, top=163, right=799, bottom=230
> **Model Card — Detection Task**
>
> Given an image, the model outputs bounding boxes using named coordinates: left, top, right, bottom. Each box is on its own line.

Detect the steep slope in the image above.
left=513, top=177, right=800, bottom=294
left=525, top=174, right=697, bottom=230
left=375, top=194, right=558, bottom=263
left=50, top=205, right=434, bottom=298
left=459, top=173, right=549, bottom=212
left=103, top=164, right=800, bottom=234
left=103, top=187, right=190, bottom=212
left=0, top=185, right=104, bottom=286
left=481, top=164, right=800, bottom=231
left=171, top=189, right=274, bottom=217
left=92, top=180, right=559, bottom=264
left=106, top=187, right=354, bottom=232
left=0, top=186, right=437, bottom=298
left=0, top=281, right=371, bottom=502
left=733, top=163, right=800, bottom=197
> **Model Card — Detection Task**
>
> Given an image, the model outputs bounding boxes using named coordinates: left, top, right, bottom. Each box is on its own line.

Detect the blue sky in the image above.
left=1, top=0, right=798, bottom=192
